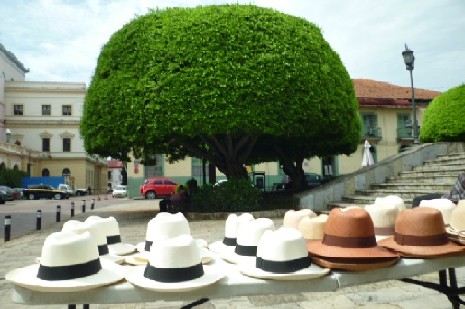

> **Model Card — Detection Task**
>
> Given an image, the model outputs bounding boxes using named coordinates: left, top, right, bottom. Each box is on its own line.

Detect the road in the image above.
left=0, top=194, right=138, bottom=241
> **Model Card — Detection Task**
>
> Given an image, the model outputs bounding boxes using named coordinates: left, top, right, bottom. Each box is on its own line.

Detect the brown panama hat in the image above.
left=378, top=207, right=465, bottom=258
left=307, top=208, right=399, bottom=259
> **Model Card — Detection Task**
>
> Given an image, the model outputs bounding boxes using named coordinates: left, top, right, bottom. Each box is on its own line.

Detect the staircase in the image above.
left=328, top=152, right=465, bottom=209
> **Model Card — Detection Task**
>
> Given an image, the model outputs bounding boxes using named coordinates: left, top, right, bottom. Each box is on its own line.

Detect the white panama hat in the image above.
left=6, top=231, right=124, bottom=292
left=364, top=203, right=400, bottom=241
left=62, top=220, right=124, bottom=264
left=85, top=216, right=136, bottom=256
left=238, top=228, right=330, bottom=280
left=419, top=198, right=456, bottom=225
left=221, top=218, right=275, bottom=264
left=374, top=195, right=405, bottom=210
left=136, top=212, right=206, bottom=254
left=208, top=213, right=254, bottom=254
left=125, top=235, right=224, bottom=292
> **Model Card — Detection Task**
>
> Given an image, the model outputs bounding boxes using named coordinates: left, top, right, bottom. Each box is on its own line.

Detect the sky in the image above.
left=0, top=0, right=464, bottom=92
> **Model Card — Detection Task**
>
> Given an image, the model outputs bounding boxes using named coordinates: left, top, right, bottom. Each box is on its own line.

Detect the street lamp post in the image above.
left=402, top=44, right=419, bottom=144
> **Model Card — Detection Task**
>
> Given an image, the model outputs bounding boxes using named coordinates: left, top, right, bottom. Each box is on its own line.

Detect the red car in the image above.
left=140, top=177, right=178, bottom=199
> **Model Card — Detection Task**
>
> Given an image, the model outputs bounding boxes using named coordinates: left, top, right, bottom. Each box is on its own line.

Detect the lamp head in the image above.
left=402, top=44, right=414, bottom=70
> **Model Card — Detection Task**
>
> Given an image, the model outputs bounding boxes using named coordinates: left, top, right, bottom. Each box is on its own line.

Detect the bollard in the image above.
left=36, top=210, right=42, bottom=231
left=4, top=215, right=11, bottom=241
left=91, top=198, right=95, bottom=210
left=56, top=205, right=61, bottom=222
left=71, top=201, right=75, bottom=217
left=81, top=200, right=86, bottom=213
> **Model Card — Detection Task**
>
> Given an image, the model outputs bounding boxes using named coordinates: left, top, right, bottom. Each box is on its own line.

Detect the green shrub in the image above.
left=191, top=178, right=263, bottom=213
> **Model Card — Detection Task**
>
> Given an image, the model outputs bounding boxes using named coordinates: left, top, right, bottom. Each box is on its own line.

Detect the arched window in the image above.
left=62, top=168, right=71, bottom=176
left=42, top=168, right=50, bottom=176
left=0, top=162, right=5, bottom=170
left=13, top=165, right=19, bottom=171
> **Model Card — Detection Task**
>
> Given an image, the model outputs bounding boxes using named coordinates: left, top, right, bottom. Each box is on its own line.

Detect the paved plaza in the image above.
left=1, top=199, right=464, bottom=308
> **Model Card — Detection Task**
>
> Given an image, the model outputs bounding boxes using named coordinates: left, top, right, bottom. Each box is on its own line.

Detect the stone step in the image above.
left=413, top=162, right=465, bottom=172
left=398, top=169, right=464, bottom=178
left=371, top=183, right=451, bottom=191
left=338, top=194, right=414, bottom=205
left=386, top=175, right=457, bottom=184
left=426, top=152, right=465, bottom=164
left=353, top=188, right=438, bottom=199
left=327, top=201, right=414, bottom=210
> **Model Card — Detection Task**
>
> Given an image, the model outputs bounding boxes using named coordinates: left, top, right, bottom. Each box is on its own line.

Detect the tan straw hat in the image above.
left=283, top=209, right=317, bottom=230
left=378, top=207, right=465, bottom=258
left=447, top=200, right=465, bottom=243
left=297, top=214, right=328, bottom=240
left=364, top=203, right=400, bottom=240
left=307, top=208, right=399, bottom=270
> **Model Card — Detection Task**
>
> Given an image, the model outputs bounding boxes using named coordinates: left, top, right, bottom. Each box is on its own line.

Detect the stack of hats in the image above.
left=132, top=212, right=211, bottom=265
left=85, top=216, right=136, bottom=256
left=365, top=198, right=404, bottom=241
left=208, top=213, right=254, bottom=254
left=125, top=234, right=224, bottom=292
left=221, top=218, right=275, bottom=264
left=447, top=200, right=465, bottom=244
left=379, top=207, right=465, bottom=258
left=6, top=230, right=124, bottom=292
left=307, top=207, right=399, bottom=271
left=282, top=209, right=316, bottom=229
left=61, top=220, right=124, bottom=264
left=238, top=227, right=330, bottom=280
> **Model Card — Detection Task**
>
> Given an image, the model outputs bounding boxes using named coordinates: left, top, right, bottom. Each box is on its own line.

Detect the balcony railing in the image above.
left=362, top=127, right=382, bottom=139
left=397, top=127, right=413, bottom=139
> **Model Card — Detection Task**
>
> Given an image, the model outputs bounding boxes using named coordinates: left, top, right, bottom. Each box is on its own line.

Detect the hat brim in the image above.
left=109, top=243, right=136, bottom=256
left=125, top=248, right=214, bottom=266
left=100, top=254, right=125, bottom=265
left=220, top=249, right=256, bottom=265
left=378, top=236, right=465, bottom=258
left=208, top=240, right=235, bottom=255
left=307, top=240, right=398, bottom=259
left=238, top=258, right=330, bottom=280
left=311, top=256, right=399, bottom=271
left=136, top=238, right=207, bottom=253
left=125, top=265, right=224, bottom=292
left=6, top=260, right=124, bottom=292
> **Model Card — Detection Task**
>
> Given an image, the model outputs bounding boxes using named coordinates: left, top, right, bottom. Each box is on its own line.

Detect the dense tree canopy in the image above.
left=421, top=84, right=465, bottom=142
left=80, top=4, right=361, bottom=182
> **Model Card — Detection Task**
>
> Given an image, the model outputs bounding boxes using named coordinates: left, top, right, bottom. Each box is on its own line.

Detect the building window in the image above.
left=42, top=168, right=50, bottom=176
left=14, top=105, right=23, bottom=115
left=63, top=138, right=71, bottom=152
left=62, top=105, right=72, bottom=116
left=42, top=138, right=50, bottom=152
left=62, top=168, right=71, bottom=176
left=108, top=171, right=111, bottom=180
left=191, top=157, right=209, bottom=177
left=361, top=113, right=380, bottom=138
left=42, top=105, right=51, bottom=115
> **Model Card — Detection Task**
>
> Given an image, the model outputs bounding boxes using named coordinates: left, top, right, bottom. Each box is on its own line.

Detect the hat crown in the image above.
left=450, top=202, right=465, bottom=230
left=419, top=199, right=455, bottom=225
left=283, top=209, right=316, bottom=229
left=62, top=220, right=108, bottom=246
left=237, top=218, right=275, bottom=246
left=257, top=228, right=307, bottom=261
left=145, top=212, right=191, bottom=242
left=395, top=207, right=446, bottom=236
left=324, top=208, right=375, bottom=238
left=40, top=231, right=99, bottom=267
left=224, top=213, right=254, bottom=238
left=365, top=204, right=399, bottom=228
left=86, top=216, right=120, bottom=236
left=148, top=235, right=201, bottom=268
left=298, top=214, right=328, bottom=240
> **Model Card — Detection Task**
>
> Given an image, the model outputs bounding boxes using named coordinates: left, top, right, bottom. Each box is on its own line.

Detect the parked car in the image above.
left=12, top=188, right=24, bottom=199
left=112, top=185, right=127, bottom=198
left=58, top=184, right=74, bottom=197
left=305, top=173, right=323, bottom=189
left=23, top=184, right=69, bottom=200
left=0, top=185, right=15, bottom=201
left=140, top=177, right=178, bottom=199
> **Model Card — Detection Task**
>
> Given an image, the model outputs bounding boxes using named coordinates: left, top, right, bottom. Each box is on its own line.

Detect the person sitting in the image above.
left=170, top=185, right=189, bottom=213
left=412, top=172, right=465, bottom=207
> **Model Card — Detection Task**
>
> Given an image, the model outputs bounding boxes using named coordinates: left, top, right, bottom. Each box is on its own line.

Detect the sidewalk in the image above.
left=1, top=199, right=463, bottom=308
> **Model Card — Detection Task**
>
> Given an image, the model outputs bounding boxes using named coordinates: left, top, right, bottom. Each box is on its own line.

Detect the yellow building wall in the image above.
left=164, top=156, right=192, bottom=177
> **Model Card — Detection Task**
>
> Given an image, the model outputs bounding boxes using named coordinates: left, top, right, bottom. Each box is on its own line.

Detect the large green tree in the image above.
left=81, top=4, right=361, bottom=181
left=421, top=84, right=465, bottom=142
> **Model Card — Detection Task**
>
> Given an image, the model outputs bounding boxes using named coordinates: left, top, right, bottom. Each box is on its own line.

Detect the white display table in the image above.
left=11, top=255, right=465, bottom=308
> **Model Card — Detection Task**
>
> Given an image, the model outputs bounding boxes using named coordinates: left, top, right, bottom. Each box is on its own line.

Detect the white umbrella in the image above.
left=362, top=140, right=374, bottom=167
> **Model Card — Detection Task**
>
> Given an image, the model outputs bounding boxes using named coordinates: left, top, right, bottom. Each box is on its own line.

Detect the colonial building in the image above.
left=0, top=43, right=107, bottom=192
